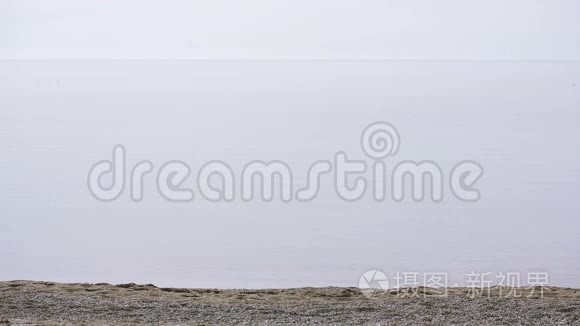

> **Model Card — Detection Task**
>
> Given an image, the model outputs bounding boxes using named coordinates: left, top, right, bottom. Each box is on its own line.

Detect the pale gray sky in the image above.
left=1, top=1, right=579, bottom=288
left=1, top=0, right=579, bottom=60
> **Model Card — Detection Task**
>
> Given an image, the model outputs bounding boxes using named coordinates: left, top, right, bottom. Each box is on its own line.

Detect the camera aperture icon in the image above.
left=359, top=269, right=389, bottom=299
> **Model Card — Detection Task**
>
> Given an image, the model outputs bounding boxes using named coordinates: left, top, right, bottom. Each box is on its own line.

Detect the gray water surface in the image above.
left=0, top=61, right=578, bottom=288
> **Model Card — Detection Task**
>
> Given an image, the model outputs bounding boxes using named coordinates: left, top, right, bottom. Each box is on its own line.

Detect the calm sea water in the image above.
left=0, top=60, right=578, bottom=288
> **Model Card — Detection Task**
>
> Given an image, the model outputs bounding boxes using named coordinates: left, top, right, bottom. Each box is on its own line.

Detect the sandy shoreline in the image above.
left=0, top=281, right=579, bottom=325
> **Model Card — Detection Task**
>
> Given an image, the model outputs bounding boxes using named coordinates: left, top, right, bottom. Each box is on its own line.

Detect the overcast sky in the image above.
left=1, top=0, right=579, bottom=60
left=1, top=1, right=580, bottom=288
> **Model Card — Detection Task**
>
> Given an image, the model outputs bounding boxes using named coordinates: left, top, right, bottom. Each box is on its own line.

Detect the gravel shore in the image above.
left=0, top=281, right=578, bottom=325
